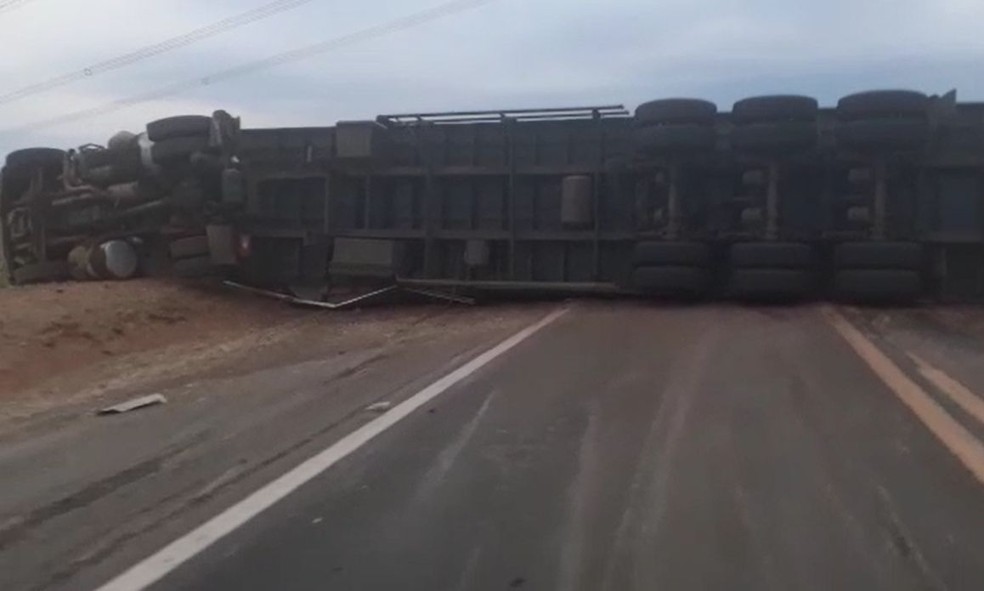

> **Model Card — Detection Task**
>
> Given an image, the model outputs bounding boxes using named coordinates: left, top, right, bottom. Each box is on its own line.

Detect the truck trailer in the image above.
left=2, top=89, right=983, bottom=301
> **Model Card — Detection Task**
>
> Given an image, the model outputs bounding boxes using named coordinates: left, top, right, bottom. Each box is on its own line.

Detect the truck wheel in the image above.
left=4, top=148, right=65, bottom=184
left=730, top=242, right=815, bottom=268
left=635, top=99, right=717, bottom=126
left=151, top=136, right=210, bottom=164
left=834, top=269, right=922, bottom=302
left=635, top=124, right=716, bottom=152
left=12, top=261, right=71, bottom=285
left=169, top=235, right=210, bottom=259
left=632, top=266, right=710, bottom=295
left=732, top=95, right=818, bottom=124
left=835, top=118, right=928, bottom=150
left=147, top=115, right=212, bottom=141
left=729, top=269, right=814, bottom=300
left=172, top=255, right=214, bottom=278
left=633, top=241, right=711, bottom=266
left=5, top=148, right=65, bottom=172
left=837, top=90, right=928, bottom=120
left=834, top=242, right=923, bottom=269
left=730, top=121, right=817, bottom=151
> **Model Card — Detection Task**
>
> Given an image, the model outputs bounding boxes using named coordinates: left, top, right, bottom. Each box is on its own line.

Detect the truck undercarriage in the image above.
left=2, top=90, right=983, bottom=302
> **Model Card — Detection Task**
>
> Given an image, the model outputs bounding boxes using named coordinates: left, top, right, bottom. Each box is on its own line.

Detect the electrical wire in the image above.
left=0, top=0, right=317, bottom=105
left=7, top=0, right=500, bottom=133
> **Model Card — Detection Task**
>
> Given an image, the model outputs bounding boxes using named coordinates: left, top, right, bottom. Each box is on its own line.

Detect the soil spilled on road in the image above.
left=0, top=279, right=301, bottom=411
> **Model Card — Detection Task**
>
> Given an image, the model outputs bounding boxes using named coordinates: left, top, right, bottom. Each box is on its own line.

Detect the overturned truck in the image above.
left=3, top=90, right=984, bottom=302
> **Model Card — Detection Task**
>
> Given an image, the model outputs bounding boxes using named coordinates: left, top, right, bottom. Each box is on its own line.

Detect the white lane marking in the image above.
left=907, top=352, right=984, bottom=427
left=823, top=307, right=984, bottom=487
left=95, top=307, right=569, bottom=591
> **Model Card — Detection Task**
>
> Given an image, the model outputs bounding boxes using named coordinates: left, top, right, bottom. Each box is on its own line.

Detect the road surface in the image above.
left=2, top=303, right=984, bottom=590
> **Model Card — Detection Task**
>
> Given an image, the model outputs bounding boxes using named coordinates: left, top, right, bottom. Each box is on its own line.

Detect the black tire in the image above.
left=147, top=115, right=212, bottom=141
left=151, top=136, right=210, bottom=164
left=12, top=261, right=71, bottom=285
left=730, top=242, right=815, bottom=268
left=730, top=269, right=814, bottom=299
left=837, top=90, right=928, bottom=120
left=5, top=148, right=64, bottom=184
left=5, top=148, right=65, bottom=172
left=635, top=124, right=716, bottom=153
left=730, top=121, right=817, bottom=151
left=635, top=99, right=717, bottom=126
left=172, top=255, right=214, bottom=278
left=634, top=241, right=711, bottom=266
left=732, top=95, right=818, bottom=124
left=632, top=266, right=710, bottom=295
left=834, top=242, right=923, bottom=270
left=169, top=235, right=210, bottom=259
left=834, top=269, right=922, bottom=302
left=835, top=118, right=929, bottom=150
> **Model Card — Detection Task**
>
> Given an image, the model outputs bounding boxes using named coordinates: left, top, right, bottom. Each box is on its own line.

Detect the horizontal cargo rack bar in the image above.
left=377, top=105, right=630, bottom=126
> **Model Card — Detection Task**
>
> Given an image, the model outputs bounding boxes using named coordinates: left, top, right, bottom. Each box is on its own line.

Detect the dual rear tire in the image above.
left=728, top=242, right=816, bottom=301
left=630, top=240, right=925, bottom=303
left=833, top=242, right=924, bottom=303
left=634, top=99, right=718, bottom=155
left=631, top=241, right=711, bottom=297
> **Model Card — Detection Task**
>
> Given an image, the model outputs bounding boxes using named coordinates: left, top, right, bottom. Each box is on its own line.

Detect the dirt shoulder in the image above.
left=0, top=279, right=537, bottom=432
left=0, top=279, right=307, bottom=422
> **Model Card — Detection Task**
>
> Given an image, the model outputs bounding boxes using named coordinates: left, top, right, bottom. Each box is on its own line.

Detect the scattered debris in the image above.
left=97, top=393, right=167, bottom=415
left=365, top=401, right=393, bottom=413
left=223, top=280, right=475, bottom=309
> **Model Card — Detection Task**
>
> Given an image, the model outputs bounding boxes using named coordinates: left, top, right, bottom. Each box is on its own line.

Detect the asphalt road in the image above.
left=153, top=304, right=984, bottom=591
left=4, top=303, right=984, bottom=590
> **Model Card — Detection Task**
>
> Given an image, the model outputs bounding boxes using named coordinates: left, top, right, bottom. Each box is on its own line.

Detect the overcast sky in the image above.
left=1, top=0, right=983, bottom=157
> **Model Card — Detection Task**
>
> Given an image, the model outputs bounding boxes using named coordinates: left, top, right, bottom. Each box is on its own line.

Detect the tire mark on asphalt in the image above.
left=874, top=485, right=949, bottom=591
left=452, top=545, right=483, bottom=591
left=0, top=434, right=206, bottom=551
left=410, top=388, right=498, bottom=505
left=15, top=349, right=421, bottom=591
left=595, top=310, right=724, bottom=590
left=772, top=308, right=943, bottom=589
left=556, top=400, right=600, bottom=591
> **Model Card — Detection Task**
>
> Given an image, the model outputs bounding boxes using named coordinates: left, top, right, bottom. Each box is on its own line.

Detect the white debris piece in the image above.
left=365, top=401, right=393, bottom=413
left=98, top=393, right=167, bottom=415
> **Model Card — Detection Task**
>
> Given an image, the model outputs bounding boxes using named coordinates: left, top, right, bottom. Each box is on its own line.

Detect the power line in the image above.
left=7, top=0, right=501, bottom=134
left=0, top=0, right=42, bottom=16
left=0, top=0, right=317, bottom=105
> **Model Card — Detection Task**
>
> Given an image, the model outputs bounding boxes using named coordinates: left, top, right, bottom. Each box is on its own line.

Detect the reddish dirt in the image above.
left=0, top=279, right=301, bottom=400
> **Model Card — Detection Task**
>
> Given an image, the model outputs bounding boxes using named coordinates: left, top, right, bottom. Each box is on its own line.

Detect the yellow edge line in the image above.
left=908, top=352, right=984, bottom=428
left=822, top=306, right=984, bottom=487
